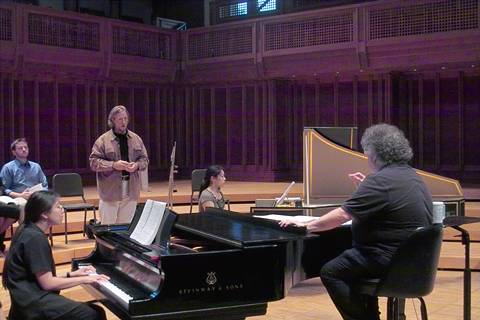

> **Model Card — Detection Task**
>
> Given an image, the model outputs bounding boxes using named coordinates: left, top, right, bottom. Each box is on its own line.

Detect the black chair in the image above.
left=355, top=223, right=443, bottom=320
left=52, top=173, right=96, bottom=244
left=189, top=169, right=207, bottom=214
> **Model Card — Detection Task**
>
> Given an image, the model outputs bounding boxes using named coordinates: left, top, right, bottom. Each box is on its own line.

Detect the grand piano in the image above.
left=73, top=206, right=316, bottom=320
left=74, top=127, right=465, bottom=319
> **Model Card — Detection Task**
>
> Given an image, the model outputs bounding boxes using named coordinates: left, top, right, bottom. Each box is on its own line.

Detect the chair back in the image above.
left=191, top=169, right=207, bottom=193
left=52, top=173, right=85, bottom=198
left=375, top=223, right=443, bottom=298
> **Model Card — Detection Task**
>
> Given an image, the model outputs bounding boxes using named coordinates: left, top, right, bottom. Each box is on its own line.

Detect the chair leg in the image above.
left=93, top=207, right=96, bottom=222
left=83, top=209, right=87, bottom=237
left=397, top=298, right=406, bottom=320
left=419, top=297, right=428, bottom=320
left=64, top=212, right=68, bottom=244
left=387, top=297, right=394, bottom=320
left=387, top=297, right=401, bottom=320
left=189, top=193, right=194, bottom=214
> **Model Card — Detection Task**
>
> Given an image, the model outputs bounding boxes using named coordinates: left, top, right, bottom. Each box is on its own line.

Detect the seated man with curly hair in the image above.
left=280, top=123, right=433, bottom=320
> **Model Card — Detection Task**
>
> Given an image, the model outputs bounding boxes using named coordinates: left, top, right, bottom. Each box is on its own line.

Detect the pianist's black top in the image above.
left=5, top=223, right=85, bottom=319
left=342, top=163, right=433, bottom=262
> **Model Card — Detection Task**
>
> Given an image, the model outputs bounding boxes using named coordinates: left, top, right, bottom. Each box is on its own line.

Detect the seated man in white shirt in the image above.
left=0, top=138, right=48, bottom=253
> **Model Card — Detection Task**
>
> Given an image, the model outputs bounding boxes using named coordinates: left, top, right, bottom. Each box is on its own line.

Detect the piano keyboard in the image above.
left=88, top=271, right=134, bottom=310
left=97, top=279, right=134, bottom=309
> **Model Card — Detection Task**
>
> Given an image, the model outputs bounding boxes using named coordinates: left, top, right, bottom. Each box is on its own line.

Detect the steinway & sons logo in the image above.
left=206, top=271, right=217, bottom=285
left=177, top=271, right=244, bottom=295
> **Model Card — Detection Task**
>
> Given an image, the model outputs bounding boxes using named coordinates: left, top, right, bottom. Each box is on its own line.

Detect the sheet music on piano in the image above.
left=130, top=199, right=166, bottom=245
left=254, top=214, right=352, bottom=226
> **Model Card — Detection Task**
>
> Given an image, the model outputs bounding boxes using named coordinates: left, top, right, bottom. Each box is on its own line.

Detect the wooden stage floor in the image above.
left=0, top=261, right=477, bottom=320
left=76, top=180, right=305, bottom=207
left=0, top=180, right=479, bottom=319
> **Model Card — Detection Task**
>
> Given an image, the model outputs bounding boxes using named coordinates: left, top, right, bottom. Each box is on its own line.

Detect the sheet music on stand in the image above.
left=130, top=200, right=167, bottom=245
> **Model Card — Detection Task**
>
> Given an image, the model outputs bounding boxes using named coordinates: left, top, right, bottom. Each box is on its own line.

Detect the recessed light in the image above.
left=441, top=66, right=446, bottom=70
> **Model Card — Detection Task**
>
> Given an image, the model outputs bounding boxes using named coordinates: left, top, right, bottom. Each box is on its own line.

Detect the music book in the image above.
left=254, top=214, right=319, bottom=224
left=0, top=196, right=17, bottom=205
left=27, top=183, right=44, bottom=193
left=0, top=195, right=27, bottom=206
left=254, top=214, right=352, bottom=226
left=130, top=199, right=166, bottom=245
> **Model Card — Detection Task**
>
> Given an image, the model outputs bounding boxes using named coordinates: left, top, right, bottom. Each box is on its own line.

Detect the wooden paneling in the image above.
left=0, top=72, right=479, bottom=182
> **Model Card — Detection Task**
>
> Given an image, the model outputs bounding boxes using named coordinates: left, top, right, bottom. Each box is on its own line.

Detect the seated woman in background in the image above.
left=198, top=165, right=226, bottom=213
left=2, top=190, right=109, bottom=320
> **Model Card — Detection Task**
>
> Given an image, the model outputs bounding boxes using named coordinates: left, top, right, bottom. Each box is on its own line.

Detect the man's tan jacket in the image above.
left=89, top=130, right=149, bottom=202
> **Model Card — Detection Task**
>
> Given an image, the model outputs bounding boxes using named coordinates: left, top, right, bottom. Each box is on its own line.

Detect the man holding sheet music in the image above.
left=90, top=105, right=149, bottom=225
left=0, top=138, right=48, bottom=205
left=280, top=124, right=433, bottom=320
left=0, top=138, right=48, bottom=254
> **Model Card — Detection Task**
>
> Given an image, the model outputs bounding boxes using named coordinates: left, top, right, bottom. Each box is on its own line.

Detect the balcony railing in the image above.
left=28, top=12, right=100, bottom=51
left=1, top=0, right=479, bottom=76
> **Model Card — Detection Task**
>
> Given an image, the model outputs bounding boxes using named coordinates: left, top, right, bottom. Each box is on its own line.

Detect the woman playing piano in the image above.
left=198, top=165, right=226, bottom=213
left=2, top=190, right=109, bottom=320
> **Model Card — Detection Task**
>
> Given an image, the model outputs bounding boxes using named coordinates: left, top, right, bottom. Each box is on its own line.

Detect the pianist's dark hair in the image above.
left=199, top=165, right=224, bottom=196
left=361, top=123, right=413, bottom=168
left=2, top=190, right=59, bottom=288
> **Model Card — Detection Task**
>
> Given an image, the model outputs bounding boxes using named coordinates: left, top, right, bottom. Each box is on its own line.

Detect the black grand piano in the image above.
left=73, top=206, right=339, bottom=320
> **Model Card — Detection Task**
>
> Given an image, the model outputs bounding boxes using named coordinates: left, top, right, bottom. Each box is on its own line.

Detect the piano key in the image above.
left=97, top=280, right=133, bottom=310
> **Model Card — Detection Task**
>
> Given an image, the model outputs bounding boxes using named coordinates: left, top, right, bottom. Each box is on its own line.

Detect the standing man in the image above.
left=90, top=105, right=149, bottom=225
left=280, top=123, right=433, bottom=320
left=0, top=138, right=48, bottom=252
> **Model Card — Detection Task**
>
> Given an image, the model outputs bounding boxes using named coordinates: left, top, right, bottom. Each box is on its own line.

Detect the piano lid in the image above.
left=303, top=127, right=463, bottom=205
left=175, top=209, right=303, bottom=248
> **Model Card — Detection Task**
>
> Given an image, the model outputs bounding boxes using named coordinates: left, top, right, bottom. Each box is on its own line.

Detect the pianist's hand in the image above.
left=70, top=265, right=97, bottom=277
left=278, top=219, right=306, bottom=228
left=83, top=274, right=110, bottom=284
left=348, top=172, right=366, bottom=187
